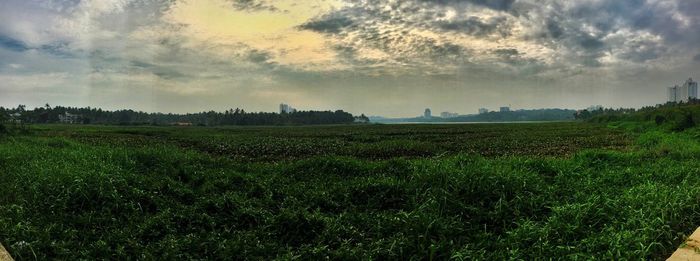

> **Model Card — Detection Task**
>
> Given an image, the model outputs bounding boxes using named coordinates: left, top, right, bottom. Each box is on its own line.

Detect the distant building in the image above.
left=173, top=122, right=193, bottom=126
left=668, top=85, right=679, bottom=102
left=684, top=78, right=698, bottom=102
left=478, top=108, right=489, bottom=114
left=6, top=113, right=22, bottom=123
left=58, top=112, right=81, bottom=124
left=279, top=103, right=297, bottom=114
left=499, top=106, right=510, bottom=112
left=668, top=78, right=698, bottom=103
left=440, top=112, right=458, bottom=118
left=424, top=108, right=432, bottom=118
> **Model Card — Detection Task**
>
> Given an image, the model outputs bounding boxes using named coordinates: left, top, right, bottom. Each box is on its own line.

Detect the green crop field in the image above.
left=1, top=121, right=699, bottom=259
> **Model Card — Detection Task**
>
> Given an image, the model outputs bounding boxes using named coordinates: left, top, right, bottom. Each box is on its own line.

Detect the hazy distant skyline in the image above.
left=1, top=0, right=699, bottom=117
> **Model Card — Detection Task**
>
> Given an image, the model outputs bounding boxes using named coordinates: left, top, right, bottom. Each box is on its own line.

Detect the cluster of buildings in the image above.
left=423, top=108, right=461, bottom=118
left=440, top=111, right=459, bottom=118
left=477, top=106, right=510, bottom=114
left=422, top=106, right=513, bottom=118
left=667, top=78, right=698, bottom=103
left=279, top=103, right=297, bottom=114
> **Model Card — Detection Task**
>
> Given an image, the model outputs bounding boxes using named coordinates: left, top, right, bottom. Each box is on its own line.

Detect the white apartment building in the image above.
left=668, top=78, right=698, bottom=103
left=279, top=103, right=297, bottom=114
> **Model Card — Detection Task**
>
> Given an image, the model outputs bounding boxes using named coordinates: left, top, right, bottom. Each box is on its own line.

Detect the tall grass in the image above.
left=0, top=123, right=698, bottom=259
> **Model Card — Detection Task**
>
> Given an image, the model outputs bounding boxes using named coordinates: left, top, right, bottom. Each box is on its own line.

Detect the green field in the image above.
left=1, top=122, right=699, bottom=259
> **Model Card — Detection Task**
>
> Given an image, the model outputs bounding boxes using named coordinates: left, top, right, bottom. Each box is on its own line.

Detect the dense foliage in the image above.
left=0, top=104, right=362, bottom=126
left=2, top=122, right=698, bottom=259
left=582, top=102, right=700, bottom=132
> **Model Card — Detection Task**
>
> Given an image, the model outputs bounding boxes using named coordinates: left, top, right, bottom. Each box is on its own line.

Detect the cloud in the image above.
left=0, top=34, right=29, bottom=52
left=230, top=0, right=280, bottom=12
left=420, top=0, right=516, bottom=11
left=437, top=16, right=511, bottom=37
left=298, top=15, right=354, bottom=34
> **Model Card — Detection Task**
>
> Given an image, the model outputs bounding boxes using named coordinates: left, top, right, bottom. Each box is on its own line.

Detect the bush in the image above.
left=0, top=123, right=6, bottom=134
left=670, top=113, right=695, bottom=132
left=654, top=115, right=666, bottom=125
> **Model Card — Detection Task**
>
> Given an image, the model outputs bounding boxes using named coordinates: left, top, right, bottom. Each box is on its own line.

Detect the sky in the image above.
left=1, top=0, right=699, bottom=117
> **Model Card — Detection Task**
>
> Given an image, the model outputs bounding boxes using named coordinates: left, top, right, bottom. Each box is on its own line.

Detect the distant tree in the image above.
left=9, top=103, right=359, bottom=126
left=354, top=114, right=370, bottom=123
left=575, top=110, right=591, bottom=120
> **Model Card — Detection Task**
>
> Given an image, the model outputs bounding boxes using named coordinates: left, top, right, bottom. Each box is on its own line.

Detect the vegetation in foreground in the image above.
left=0, top=121, right=698, bottom=259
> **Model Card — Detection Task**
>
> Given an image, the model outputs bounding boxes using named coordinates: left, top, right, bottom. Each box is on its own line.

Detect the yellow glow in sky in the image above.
left=164, top=0, right=345, bottom=69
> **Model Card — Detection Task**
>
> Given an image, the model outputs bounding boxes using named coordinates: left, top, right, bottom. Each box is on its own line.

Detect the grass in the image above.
left=0, top=122, right=698, bottom=259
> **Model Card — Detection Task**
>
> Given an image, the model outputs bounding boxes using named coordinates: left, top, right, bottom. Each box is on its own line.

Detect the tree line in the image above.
left=575, top=99, right=700, bottom=131
left=0, top=104, right=370, bottom=126
left=574, top=99, right=700, bottom=121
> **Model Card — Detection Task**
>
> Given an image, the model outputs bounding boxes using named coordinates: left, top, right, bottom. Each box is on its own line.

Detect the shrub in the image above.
left=654, top=115, right=665, bottom=125
left=670, top=113, right=695, bottom=131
